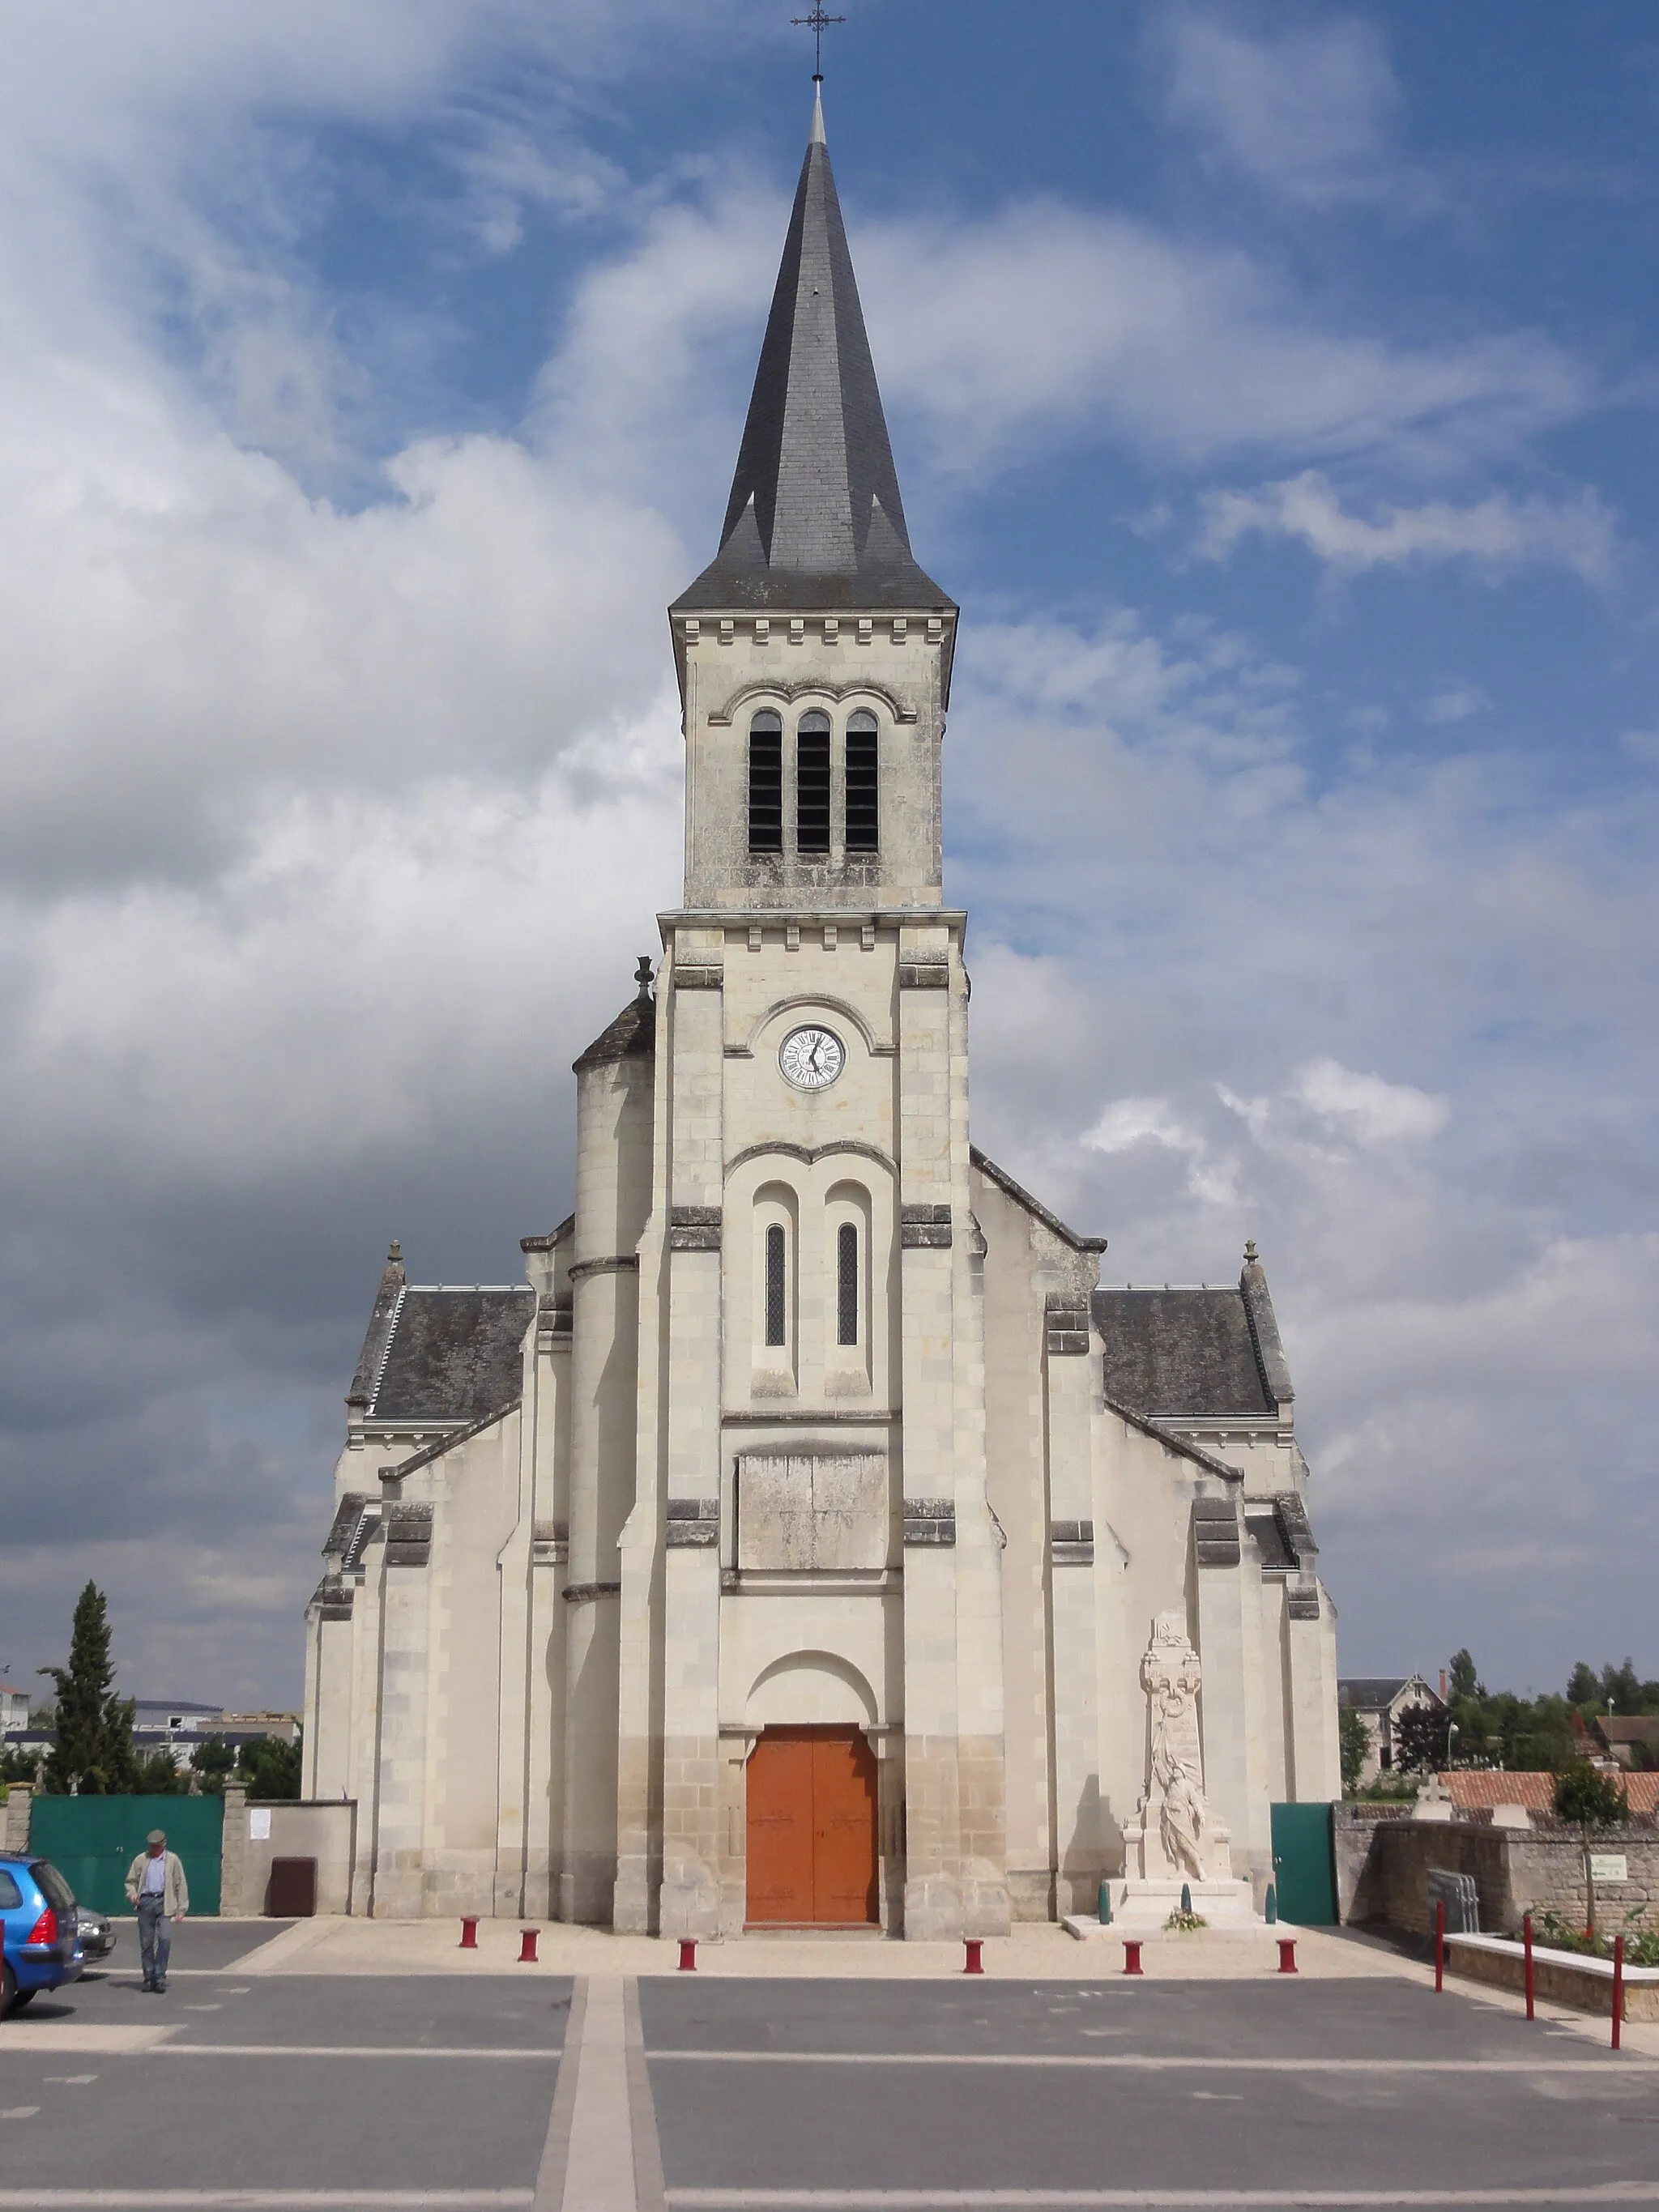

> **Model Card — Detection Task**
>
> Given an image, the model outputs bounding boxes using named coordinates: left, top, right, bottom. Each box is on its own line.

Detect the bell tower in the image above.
left=612, top=83, right=1010, bottom=1945
left=670, top=80, right=957, bottom=912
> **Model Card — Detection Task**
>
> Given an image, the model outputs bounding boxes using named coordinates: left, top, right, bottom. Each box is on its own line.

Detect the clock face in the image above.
left=778, top=1024, right=846, bottom=1092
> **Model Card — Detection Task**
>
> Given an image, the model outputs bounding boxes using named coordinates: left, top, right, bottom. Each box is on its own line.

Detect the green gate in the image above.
left=27, top=1795, right=223, bottom=1917
left=1269, top=1801, right=1337, bottom=1925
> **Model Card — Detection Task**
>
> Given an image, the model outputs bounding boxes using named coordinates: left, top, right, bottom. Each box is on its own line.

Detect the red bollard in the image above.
left=1523, top=1913, right=1534, bottom=2022
left=1434, top=1899, right=1445, bottom=1994
left=679, top=1938, right=697, bottom=1972
left=458, top=1916, right=479, bottom=1950
left=963, top=1939, right=983, bottom=1975
left=1122, top=1939, right=1143, bottom=1976
left=1277, top=1939, right=1298, bottom=1975
left=1612, top=1935, right=1624, bottom=2052
left=518, top=1928, right=539, bottom=1964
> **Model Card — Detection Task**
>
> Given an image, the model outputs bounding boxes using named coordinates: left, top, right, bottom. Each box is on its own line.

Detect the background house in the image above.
left=1339, top=1675, right=1448, bottom=1785
left=0, top=1681, right=28, bottom=1736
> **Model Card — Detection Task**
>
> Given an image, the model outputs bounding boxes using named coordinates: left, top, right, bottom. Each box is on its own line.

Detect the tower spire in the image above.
left=672, top=85, right=950, bottom=616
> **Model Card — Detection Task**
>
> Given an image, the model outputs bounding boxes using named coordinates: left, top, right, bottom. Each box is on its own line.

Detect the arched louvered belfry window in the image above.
left=748, top=711, right=783, bottom=853
left=796, top=710, right=831, bottom=854
left=837, top=1221, right=859, bottom=1346
left=765, top=1223, right=787, bottom=1347
left=845, top=710, right=878, bottom=852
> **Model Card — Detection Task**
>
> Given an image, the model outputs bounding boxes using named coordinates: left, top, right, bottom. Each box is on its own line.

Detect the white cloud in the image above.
left=856, top=208, right=1586, bottom=474
left=1162, top=9, right=1410, bottom=208
left=1196, top=470, right=1617, bottom=582
left=1424, top=679, right=1491, bottom=726
left=1081, top=1097, right=1239, bottom=1205
left=1291, top=1059, right=1450, bottom=1146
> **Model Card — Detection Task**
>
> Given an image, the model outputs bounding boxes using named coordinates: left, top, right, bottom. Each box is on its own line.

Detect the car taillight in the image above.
left=26, top=1906, right=57, bottom=1946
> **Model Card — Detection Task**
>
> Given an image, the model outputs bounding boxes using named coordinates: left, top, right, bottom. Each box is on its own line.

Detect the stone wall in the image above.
left=1338, top=1810, right=1659, bottom=1937
left=220, top=1792, right=358, bottom=1918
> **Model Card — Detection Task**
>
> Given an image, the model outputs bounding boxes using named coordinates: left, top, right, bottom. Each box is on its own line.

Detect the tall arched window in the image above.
left=748, top=711, right=783, bottom=853
left=845, top=710, right=878, bottom=852
left=765, top=1223, right=787, bottom=1347
left=796, top=711, right=830, bottom=853
left=837, top=1222, right=859, bottom=1346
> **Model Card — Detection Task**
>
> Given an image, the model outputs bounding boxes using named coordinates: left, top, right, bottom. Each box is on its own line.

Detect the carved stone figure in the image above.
left=1139, top=1612, right=1213, bottom=1882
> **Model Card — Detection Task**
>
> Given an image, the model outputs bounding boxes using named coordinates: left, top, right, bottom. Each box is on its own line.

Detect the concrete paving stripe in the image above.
left=0, top=2194, right=533, bottom=2209
left=661, top=2189, right=1659, bottom=2208
left=648, top=2051, right=1654, bottom=2073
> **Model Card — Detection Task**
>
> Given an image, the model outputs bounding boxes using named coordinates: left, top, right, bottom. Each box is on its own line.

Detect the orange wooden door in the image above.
left=745, top=1732, right=815, bottom=1922
left=810, top=1729, right=879, bottom=1924
left=746, top=1726, right=878, bottom=1925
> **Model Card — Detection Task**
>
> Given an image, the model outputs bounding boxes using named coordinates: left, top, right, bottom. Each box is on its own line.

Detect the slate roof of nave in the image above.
left=365, top=1286, right=534, bottom=1424
left=1093, top=1247, right=1294, bottom=1421
left=1094, top=1287, right=1275, bottom=1419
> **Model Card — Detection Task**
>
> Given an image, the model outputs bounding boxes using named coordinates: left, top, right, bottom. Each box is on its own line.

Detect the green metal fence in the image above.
left=26, top=1793, right=223, bottom=1917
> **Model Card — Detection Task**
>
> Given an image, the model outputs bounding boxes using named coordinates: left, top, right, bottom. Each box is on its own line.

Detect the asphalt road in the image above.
left=1, top=1930, right=1656, bottom=2209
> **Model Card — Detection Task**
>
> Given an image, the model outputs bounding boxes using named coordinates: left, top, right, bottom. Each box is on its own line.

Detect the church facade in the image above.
left=301, top=90, right=1341, bottom=1937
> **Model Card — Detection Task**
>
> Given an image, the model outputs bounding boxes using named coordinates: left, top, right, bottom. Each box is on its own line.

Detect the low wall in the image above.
left=220, top=1793, right=356, bottom=1918
left=1337, top=1810, right=1659, bottom=1937
left=1446, top=1933, right=1659, bottom=2022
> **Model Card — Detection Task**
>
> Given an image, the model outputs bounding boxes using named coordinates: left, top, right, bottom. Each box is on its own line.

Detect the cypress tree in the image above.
left=38, top=1581, right=137, bottom=1794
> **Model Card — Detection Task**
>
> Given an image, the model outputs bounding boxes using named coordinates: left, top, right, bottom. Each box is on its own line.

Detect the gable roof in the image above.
left=672, top=87, right=951, bottom=619
left=1339, top=1675, right=1443, bottom=1712
left=357, top=1284, right=534, bottom=1424
left=1094, top=1281, right=1282, bottom=1420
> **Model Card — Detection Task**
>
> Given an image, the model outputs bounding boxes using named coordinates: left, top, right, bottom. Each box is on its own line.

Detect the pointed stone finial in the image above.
left=1243, top=1238, right=1259, bottom=1264
left=810, top=76, right=826, bottom=146
left=387, top=1240, right=403, bottom=1266
left=634, top=955, right=655, bottom=999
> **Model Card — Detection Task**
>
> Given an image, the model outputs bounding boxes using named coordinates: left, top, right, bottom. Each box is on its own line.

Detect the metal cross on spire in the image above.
left=791, top=4, right=846, bottom=79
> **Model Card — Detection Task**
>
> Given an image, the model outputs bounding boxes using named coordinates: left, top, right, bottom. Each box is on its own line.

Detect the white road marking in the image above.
left=0, top=2108, right=41, bottom=2120
left=147, top=2044, right=560, bottom=2060
left=42, top=2076, right=96, bottom=2086
left=0, top=2195, right=532, bottom=2209
left=660, top=2190, right=1659, bottom=2208
left=647, top=2051, right=1655, bottom=2074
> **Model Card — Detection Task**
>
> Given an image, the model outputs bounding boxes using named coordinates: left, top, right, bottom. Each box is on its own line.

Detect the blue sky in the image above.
left=0, top=0, right=1655, bottom=1708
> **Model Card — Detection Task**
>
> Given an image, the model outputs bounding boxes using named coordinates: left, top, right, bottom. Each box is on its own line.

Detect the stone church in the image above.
left=302, top=87, right=1341, bottom=1936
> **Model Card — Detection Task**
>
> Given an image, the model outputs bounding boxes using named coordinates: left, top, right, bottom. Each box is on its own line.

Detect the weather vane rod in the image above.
left=791, top=4, right=846, bottom=80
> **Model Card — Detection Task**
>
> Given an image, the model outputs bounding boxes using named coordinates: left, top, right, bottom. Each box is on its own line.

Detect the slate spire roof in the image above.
left=672, top=87, right=952, bottom=616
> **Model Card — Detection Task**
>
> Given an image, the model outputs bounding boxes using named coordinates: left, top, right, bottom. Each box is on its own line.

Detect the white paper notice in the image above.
left=249, top=1809, right=272, bottom=1841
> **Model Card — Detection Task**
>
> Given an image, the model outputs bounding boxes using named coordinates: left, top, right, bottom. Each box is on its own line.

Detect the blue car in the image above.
left=1, top=1852, right=83, bottom=2016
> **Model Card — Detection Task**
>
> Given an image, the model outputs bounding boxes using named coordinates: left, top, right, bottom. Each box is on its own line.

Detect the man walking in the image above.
left=125, top=1829, right=188, bottom=1993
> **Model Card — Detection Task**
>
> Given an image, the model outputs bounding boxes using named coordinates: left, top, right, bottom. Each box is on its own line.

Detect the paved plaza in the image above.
left=1, top=1920, right=1656, bottom=2208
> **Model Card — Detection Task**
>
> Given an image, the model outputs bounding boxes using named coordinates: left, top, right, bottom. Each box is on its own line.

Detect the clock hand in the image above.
left=807, top=1038, right=821, bottom=1074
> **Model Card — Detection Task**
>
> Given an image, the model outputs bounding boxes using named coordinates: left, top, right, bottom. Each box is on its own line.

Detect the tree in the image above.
left=1393, top=1703, right=1451, bottom=1775
left=134, top=1749, right=190, bottom=1795
left=1552, top=1765, right=1628, bottom=1827
left=38, top=1583, right=137, bottom=1795
left=191, top=1735, right=237, bottom=1794
left=1600, top=1658, right=1642, bottom=1712
left=236, top=1734, right=301, bottom=1800
left=1339, top=1707, right=1371, bottom=1794
left=1567, top=1661, right=1598, bottom=1707
left=1448, top=1649, right=1485, bottom=1701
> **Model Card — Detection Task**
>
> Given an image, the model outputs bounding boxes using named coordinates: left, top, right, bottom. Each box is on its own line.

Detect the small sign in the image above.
left=249, top=1808, right=271, bottom=1841
left=1589, top=1853, right=1627, bottom=1884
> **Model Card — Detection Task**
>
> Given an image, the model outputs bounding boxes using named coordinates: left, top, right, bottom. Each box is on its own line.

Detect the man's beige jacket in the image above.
left=125, top=1850, right=189, bottom=1915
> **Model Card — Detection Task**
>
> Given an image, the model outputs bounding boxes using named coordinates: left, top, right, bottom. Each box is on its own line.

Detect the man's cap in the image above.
left=146, top=1829, right=166, bottom=1845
